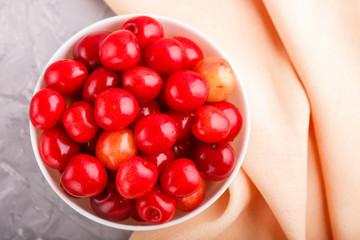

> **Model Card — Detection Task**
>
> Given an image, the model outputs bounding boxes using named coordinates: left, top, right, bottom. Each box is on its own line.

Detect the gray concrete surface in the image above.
left=0, top=0, right=132, bottom=239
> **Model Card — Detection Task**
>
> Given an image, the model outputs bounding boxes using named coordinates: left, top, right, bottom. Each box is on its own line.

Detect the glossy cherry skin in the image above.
left=138, top=148, right=175, bottom=176
left=122, top=66, right=163, bottom=103
left=193, top=142, right=235, bottom=181
left=116, top=156, right=158, bottom=199
left=173, top=36, right=203, bottom=70
left=172, top=139, right=193, bottom=159
left=165, top=70, right=209, bottom=112
left=210, top=102, right=242, bottom=141
left=134, top=113, right=178, bottom=154
left=82, top=67, right=121, bottom=105
left=166, top=110, right=195, bottom=143
left=90, top=181, right=135, bottom=221
left=62, top=101, right=98, bottom=143
left=94, top=88, right=139, bottom=131
left=29, top=88, right=66, bottom=130
left=129, top=100, right=160, bottom=129
left=144, top=38, right=184, bottom=76
left=73, top=31, right=110, bottom=71
left=60, top=154, right=108, bottom=198
left=121, top=16, right=164, bottom=50
left=99, top=30, right=140, bottom=71
left=176, top=177, right=206, bottom=212
left=95, top=129, right=137, bottom=170
left=39, top=127, right=81, bottom=170
left=194, top=57, right=236, bottom=102
left=192, top=105, right=230, bottom=143
left=136, top=185, right=176, bottom=224
left=160, top=158, right=202, bottom=197
left=44, top=59, right=88, bottom=96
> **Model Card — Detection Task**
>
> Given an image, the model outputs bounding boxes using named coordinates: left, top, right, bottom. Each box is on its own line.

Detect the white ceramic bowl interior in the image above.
left=29, top=14, right=250, bottom=231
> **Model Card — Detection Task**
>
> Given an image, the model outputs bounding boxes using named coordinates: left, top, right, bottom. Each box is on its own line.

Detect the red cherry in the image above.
left=192, top=105, right=230, bottom=143
left=94, top=88, right=139, bottom=131
left=29, top=88, right=66, bottom=130
left=61, top=154, right=108, bottom=198
left=160, top=158, right=202, bottom=197
left=136, top=185, right=176, bottom=224
left=90, top=181, right=135, bottom=221
left=82, top=67, right=121, bottom=105
left=166, top=110, right=195, bottom=143
left=138, top=148, right=175, bottom=176
left=73, top=31, right=110, bottom=71
left=44, top=59, right=88, bottom=96
left=116, top=156, right=158, bottom=199
left=39, top=127, right=80, bottom=170
left=134, top=113, right=178, bottom=154
left=95, top=129, right=137, bottom=170
left=62, top=101, right=98, bottom=143
left=121, top=16, right=164, bottom=50
left=164, top=70, right=209, bottom=112
left=210, top=102, right=242, bottom=141
left=122, top=67, right=163, bottom=103
left=193, top=142, right=235, bottom=181
left=144, top=38, right=184, bottom=76
left=176, top=177, right=206, bottom=212
left=172, top=139, right=193, bottom=159
left=99, top=30, right=140, bottom=71
left=129, top=100, right=160, bottom=129
left=173, top=37, right=203, bottom=70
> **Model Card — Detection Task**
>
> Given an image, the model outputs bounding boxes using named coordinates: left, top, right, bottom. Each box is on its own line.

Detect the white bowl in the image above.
left=29, top=14, right=250, bottom=231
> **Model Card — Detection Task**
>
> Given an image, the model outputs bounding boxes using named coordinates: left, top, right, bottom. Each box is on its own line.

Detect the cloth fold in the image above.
left=103, top=0, right=360, bottom=239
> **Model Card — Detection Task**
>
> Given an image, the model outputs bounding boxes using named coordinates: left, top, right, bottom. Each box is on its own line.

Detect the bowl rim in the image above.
left=29, top=13, right=251, bottom=231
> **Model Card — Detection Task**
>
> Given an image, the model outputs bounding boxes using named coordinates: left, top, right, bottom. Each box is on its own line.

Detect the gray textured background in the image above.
left=0, top=0, right=132, bottom=239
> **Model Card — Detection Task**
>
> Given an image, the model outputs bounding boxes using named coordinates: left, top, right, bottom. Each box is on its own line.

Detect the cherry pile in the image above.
left=29, top=16, right=242, bottom=224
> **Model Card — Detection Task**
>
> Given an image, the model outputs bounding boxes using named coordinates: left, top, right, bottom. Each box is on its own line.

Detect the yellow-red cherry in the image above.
left=176, top=177, right=206, bottom=212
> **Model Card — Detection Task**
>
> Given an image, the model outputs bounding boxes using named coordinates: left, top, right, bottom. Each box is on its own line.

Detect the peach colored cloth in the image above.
left=104, top=0, right=360, bottom=239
